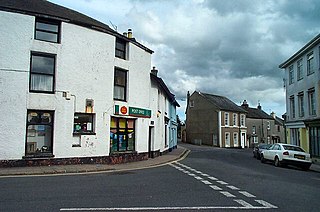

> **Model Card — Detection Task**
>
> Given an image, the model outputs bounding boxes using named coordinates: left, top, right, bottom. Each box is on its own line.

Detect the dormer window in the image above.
left=115, top=38, right=127, bottom=59
left=35, top=18, right=60, bottom=43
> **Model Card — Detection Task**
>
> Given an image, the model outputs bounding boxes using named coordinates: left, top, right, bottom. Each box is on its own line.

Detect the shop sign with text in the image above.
left=114, top=105, right=151, bottom=118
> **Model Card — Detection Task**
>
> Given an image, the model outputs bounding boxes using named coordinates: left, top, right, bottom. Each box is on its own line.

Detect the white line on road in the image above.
left=227, top=185, right=240, bottom=190
left=208, top=176, right=218, bottom=180
left=220, top=191, right=236, bottom=198
left=201, top=173, right=209, bottom=177
left=210, top=185, right=222, bottom=190
left=201, top=180, right=212, bottom=185
left=194, top=176, right=203, bottom=180
left=188, top=173, right=195, bottom=176
left=255, top=200, right=278, bottom=208
left=239, top=191, right=256, bottom=198
left=217, top=180, right=228, bottom=185
left=234, top=199, right=254, bottom=207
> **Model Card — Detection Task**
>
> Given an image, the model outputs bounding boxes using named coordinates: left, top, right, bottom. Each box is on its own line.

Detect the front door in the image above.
left=241, top=133, right=246, bottom=148
left=148, top=126, right=154, bottom=158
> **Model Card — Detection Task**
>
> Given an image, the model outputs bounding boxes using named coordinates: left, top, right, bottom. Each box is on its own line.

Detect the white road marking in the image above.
left=208, top=176, right=218, bottom=180
left=239, top=191, right=256, bottom=198
left=188, top=173, right=195, bottom=176
left=194, top=176, right=203, bottom=180
left=201, top=173, right=209, bottom=177
left=201, top=180, right=212, bottom=185
left=255, top=200, right=278, bottom=208
left=195, top=171, right=203, bottom=174
left=220, top=191, right=236, bottom=198
left=210, top=185, right=222, bottom=190
left=234, top=199, right=254, bottom=207
left=217, top=180, right=228, bottom=185
left=227, top=185, right=240, bottom=190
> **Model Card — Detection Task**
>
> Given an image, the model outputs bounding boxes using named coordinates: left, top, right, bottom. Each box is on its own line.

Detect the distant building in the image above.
left=186, top=91, right=247, bottom=148
left=279, top=33, right=320, bottom=162
left=240, top=100, right=285, bottom=147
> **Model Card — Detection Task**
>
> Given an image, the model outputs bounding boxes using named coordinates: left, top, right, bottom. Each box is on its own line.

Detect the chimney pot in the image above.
left=151, top=66, right=158, bottom=76
left=128, top=29, right=133, bottom=38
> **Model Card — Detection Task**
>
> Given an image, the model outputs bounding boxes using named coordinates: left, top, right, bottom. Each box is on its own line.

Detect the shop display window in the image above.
left=74, top=113, right=95, bottom=134
left=110, top=117, right=135, bottom=153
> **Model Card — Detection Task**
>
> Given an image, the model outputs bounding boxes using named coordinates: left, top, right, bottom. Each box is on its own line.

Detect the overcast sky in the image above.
left=50, top=0, right=320, bottom=121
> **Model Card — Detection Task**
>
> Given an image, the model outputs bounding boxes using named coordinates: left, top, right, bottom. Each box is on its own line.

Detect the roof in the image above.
left=199, top=92, right=246, bottom=113
left=242, top=107, right=273, bottom=120
left=279, top=33, right=320, bottom=68
left=150, top=73, right=180, bottom=107
left=274, top=116, right=284, bottom=126
left=0, top=0, right=153, bottom=53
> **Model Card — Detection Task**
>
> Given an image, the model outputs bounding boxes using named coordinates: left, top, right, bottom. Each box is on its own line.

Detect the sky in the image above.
left=50, top=0, right=320, bottom=121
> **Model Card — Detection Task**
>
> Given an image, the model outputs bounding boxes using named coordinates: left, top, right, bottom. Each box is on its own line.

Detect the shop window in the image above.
left=30, top=53, right=55, bottom=93
left=114, top=68, right=127, bottom=101
left=110, top=117, right=135, bottom=153
left=26, top=110, right=54, bottom=157
left=35, top=18, right=60, bottom=43
left=73, top=113, right=95, bottom=134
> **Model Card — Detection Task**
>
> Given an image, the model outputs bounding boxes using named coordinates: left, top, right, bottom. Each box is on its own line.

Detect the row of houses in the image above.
left=0, top=0, right=179, bottom=166
left=185, top=91, right=285, bottom=148
left=279, top=33, right=320, bottom=163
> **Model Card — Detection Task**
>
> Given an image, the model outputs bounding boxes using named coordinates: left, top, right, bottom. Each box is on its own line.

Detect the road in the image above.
left=0, top=143, right=319, bottom=211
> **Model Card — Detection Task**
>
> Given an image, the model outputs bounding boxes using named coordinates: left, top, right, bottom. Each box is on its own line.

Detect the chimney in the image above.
left=123, top=32, right=127, bottom=37
left=128, top=29, right=133, bottom=38
left=257, top=103, right=262, bottom=110
left=271, top=112, right=276, bottom=119
left=151, top=66, right=158, bottom=76
left=241, top=100, right=249, bottom=109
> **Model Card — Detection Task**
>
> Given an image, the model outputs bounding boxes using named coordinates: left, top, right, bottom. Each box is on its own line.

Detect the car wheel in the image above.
left=261, top=155, right=265, bottom=163
left=274, top=157, right=281, bottom=167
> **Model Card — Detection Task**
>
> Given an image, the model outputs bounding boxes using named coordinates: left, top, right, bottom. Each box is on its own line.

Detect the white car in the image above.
left=261, top=143, right=312, bottom=170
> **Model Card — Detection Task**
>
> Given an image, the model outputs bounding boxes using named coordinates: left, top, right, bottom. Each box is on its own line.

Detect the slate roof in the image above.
left=242, top=107, right=273, bottom=120
left=199, top=92, right=246, bottom=113
left=150, top=73, right=180, bottom=107
left=0, top=0, right=153, bottom=53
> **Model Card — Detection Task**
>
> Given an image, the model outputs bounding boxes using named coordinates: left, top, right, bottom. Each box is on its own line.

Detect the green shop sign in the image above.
left=115, top=105, right=151, bottom=118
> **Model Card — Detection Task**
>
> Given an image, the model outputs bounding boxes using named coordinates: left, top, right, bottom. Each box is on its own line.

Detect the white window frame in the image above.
left=297, top=58, right=303, bottom=80
left=225, top=132, right=230, bottom=147
left=233, top=113, right=237, bottom=126
left=240, top=114, right=245, bottom=127
left=233, top=132, right=238, bottom=147
left=289, top=65, right=294, bottom=84
left=224, top=112, right=229, bottom=126
left=307, top=52, right=314, bottom=75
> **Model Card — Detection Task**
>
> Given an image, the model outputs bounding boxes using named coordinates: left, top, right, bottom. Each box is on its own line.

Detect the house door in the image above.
left=241, top=133, right=246, bottom=148
left=148, top=126, right=154, bottom=158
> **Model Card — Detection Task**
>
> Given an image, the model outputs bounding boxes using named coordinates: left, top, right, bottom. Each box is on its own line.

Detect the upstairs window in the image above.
left=308, top=88, right=316, bottom=116
left=298, top=92, right=304, bottom=117
left=297, top=59, right=303, bottom=80
left=289, top=65, right=294, bottom=84
left=233, top=114, right=237, bottom=126
left=35, top=18, right=60, bottom=43
left=307, top=52, right=314, bottom=75
left=30, top=53, right=55, bottom=93
left=240, top=114, right=245, bottom=127
left=224, top=112, right=229, bottom=126
left=290, top=95, right=295, bottom=119
left=114, top=68, right=127, bottom=101
left=115, top=38, right=127, bottom=59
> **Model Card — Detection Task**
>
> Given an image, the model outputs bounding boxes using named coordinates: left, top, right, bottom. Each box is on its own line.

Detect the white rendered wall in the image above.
left=0, top=10, right=153, bottom=160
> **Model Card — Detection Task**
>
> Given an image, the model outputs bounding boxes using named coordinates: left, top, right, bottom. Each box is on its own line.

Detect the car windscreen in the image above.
left=283, top=145, right=305, bottom=152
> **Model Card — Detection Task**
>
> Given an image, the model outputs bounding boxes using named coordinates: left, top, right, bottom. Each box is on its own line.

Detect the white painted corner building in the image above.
left=0, top=0, right=179, bottom=165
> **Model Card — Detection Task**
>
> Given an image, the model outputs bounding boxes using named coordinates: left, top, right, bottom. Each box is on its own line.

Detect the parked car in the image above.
left=253, top=143, right=272, bottom=160
left=260, top=143, right=312, bottom=170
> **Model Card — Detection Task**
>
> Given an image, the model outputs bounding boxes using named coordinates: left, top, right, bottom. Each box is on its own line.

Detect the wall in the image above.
left=0, top=10, right=153, bottom=160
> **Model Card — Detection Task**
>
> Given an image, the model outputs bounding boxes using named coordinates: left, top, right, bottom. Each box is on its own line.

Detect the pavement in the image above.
left=0, top=145, right=319, bottom=177
left=0, top=146, right=190, bottom=177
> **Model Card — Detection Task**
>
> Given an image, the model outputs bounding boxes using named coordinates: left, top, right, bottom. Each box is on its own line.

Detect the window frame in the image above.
left=35, top=18, right=60, bottom=43
left=307, top=52, right=314, bottom=75
left=25, top=110, right=54, bottom=157
left=290, top=95, right=295, bottom=119
left=308, top=88, right=316, bottom=116
left=240, top=114, right=245, bottom=127
left=289, top=65, right=294, bottom=84
left=224, top=112, right=229, bottom=126
left=115, top=38, right=127, bottom=60
left=73, top=113, right=96, bottom=135
left=29, top=52, right=56, bottom=93
left=297, top=58, right=303, bottom=80
left=113, top=67, right=127, bottom=101
left=298, top=92, right=304, bottom=117
left=233, top=113, right=237, bottom=126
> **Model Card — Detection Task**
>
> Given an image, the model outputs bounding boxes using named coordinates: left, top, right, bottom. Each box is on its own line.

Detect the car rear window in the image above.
left=283, top=145, right=304, bottom=152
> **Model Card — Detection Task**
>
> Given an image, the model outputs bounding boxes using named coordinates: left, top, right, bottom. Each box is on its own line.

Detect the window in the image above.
left=240, top=114, right=245, bottom=127
left=298, top=92, right=304, bottom=117
left=290, top=95, right=295, bottom=119
left=30, top=53, right=55, bottom=93
left=225, top=132, right=230, bottom=147
left=74, top=113, right=95, bottom=134
left=252, top=126, right=256, bottom=134
left=233, top=114, right=237, bottom=126
left=297, top=59, right=303, bottom=80
left=224, top=112, right=229, bottom=126
left=307, top=52, right=314, bottom=75
left=115, top=38, right=127, bottom=59
left=26, top=110, right=54, bottom=156
left=35, top=18, right=60, bottom=43
left=189, top=100, right=194, bottom=108
left=233, top=133, right=238, bottom=147
left=308, top=88, right=316, bottom=116
left=114, top=68, right=127, bottom=101
left=289, top=65, right=294, bottom=84
left=110, top=117, right=135, bottom=152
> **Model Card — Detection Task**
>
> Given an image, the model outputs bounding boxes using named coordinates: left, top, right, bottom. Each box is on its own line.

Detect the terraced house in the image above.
left=279, top=33, right=320, bottom=163
left=0, top=0, right=179, bottom=166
